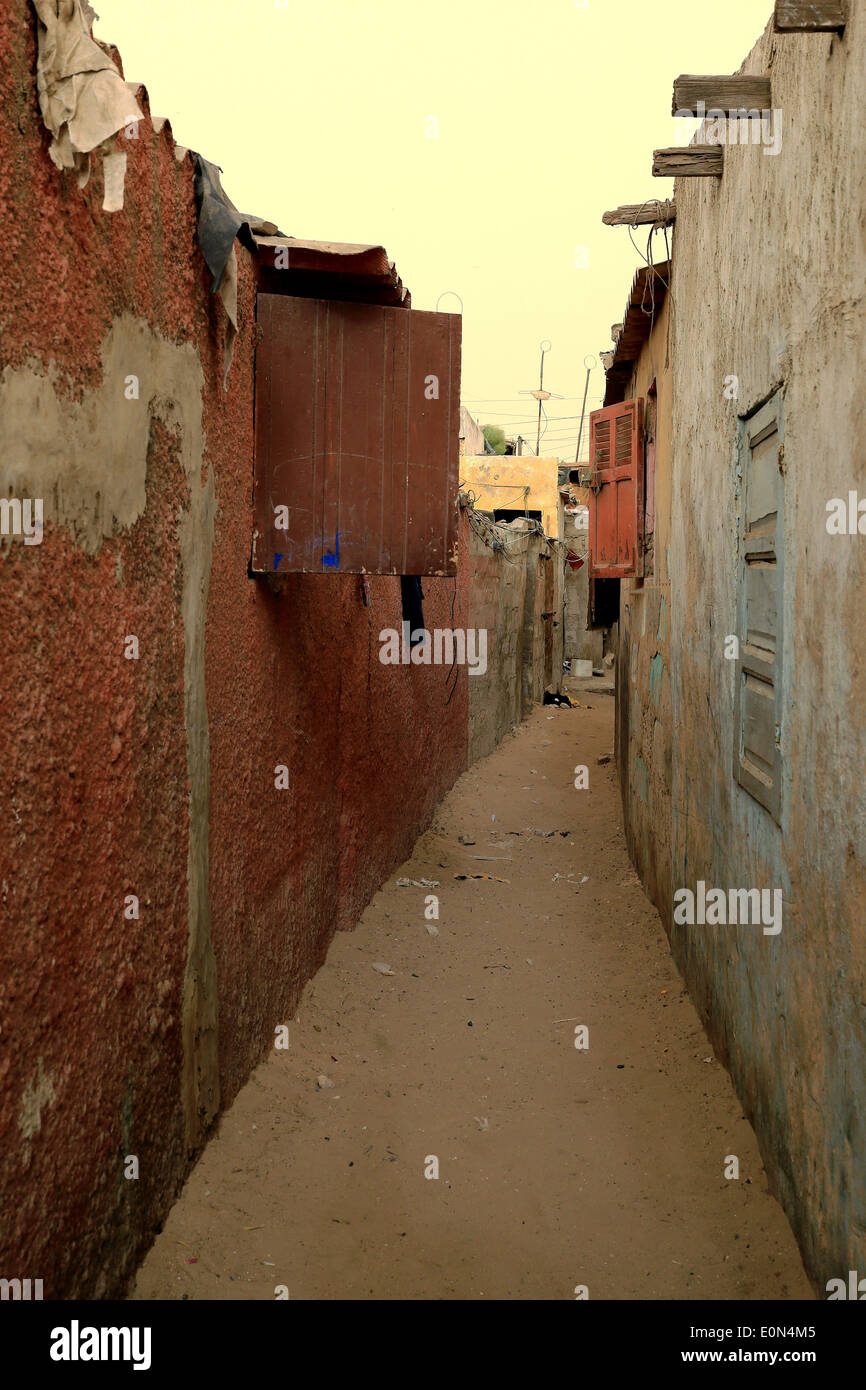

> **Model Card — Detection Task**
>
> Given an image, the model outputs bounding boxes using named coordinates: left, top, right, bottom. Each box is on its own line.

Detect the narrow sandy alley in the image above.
left=134, top=692, right=812, bottom=1301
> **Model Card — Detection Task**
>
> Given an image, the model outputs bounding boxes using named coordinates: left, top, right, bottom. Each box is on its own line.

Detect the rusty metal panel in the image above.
left=252, top=294, right=461, bottom=575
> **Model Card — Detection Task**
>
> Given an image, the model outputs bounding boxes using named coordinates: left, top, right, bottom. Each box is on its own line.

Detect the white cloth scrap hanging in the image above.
left=31, top=0, right=143, bottom=190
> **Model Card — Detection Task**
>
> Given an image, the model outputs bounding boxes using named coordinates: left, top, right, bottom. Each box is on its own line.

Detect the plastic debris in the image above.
left=317, top=1074, right=336, bottom=1088
left=396, top=877, right=440, bottom=888
left=454, top=873, right=509, bottom=883
left=371, top=962, right=395, bottom=975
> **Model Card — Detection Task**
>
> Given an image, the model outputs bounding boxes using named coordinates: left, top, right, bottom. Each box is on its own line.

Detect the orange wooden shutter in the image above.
left=588, top=398, right=644, bottom=579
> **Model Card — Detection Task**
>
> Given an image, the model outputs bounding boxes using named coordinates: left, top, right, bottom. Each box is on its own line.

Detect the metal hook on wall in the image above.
left=436, top=292, right=464, bottom=314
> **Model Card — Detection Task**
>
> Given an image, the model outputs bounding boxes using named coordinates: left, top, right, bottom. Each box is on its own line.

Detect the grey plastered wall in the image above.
left=616, top=295, right=674, bottom=925
left=550, top=540, right=565, bottom=687
left=520, top=530, right=547, bottom=716
left=467, top=523, right=530, bottom=763
left=667, top=13, right=866, bottom=1289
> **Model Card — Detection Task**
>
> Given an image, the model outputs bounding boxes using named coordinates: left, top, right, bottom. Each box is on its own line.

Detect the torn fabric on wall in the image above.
left=191, top=155, right=262, bottom=387
left=31, top=0, right=142, bottom=181
left=191, top=155, right=258, bottom=293
left=101, top=149, right=127, bottom=212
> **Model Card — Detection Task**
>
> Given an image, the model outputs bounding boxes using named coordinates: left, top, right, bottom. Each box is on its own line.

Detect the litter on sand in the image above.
left=371, top=962, right=396, bottom=975
left=396, top=877, right=440, bottom=888
left=317, top=1074, right=335, bottom=1089
left=454, top=873, right=510, bottom=884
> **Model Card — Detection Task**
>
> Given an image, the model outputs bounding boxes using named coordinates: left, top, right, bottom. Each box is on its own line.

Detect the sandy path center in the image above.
left=134, top=692, right=811, bottom=1300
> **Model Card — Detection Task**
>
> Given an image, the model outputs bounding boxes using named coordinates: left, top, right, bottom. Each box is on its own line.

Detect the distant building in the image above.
left=459, top=454, right=563, bottom=538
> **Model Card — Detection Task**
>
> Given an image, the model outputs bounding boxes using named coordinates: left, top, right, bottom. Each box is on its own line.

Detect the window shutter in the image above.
left=734, top=394, right=784, bottom=822
left=588, top=398, right=644, bottom=579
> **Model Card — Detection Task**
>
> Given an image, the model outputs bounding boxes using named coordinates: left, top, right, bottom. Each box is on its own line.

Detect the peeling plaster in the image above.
left=18, top=1056, right=56, bottom=1148
left=0, top=313, right=220, bottom=1154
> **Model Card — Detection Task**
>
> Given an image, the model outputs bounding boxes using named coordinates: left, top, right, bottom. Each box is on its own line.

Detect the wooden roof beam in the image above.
left=672, top=75, right=772, bottom=116
left=602, top=200, right=676, bottom=227
left=774, top=1, right=847, bottom=31
left=653, top=147, right=724, bottom=178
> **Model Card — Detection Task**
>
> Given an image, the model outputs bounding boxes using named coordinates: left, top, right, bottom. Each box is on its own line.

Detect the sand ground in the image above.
left=133, top=686, right=812, bottom=1301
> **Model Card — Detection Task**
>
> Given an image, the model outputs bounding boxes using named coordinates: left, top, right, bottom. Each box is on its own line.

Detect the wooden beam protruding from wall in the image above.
left=602, top=200, right=676, bottom=227
left=652, top=147, right=724, bottom=178
left=672, top=75, right=772, bottom=115
left=774, top=1, right=847, bottom=31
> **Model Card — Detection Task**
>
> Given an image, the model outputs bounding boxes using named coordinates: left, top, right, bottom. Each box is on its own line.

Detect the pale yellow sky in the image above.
left=93, top=0, right=770, bottom=458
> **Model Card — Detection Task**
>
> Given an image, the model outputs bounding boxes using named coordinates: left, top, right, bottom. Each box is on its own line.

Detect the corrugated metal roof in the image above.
left=253, top=234, right=410, bottom=307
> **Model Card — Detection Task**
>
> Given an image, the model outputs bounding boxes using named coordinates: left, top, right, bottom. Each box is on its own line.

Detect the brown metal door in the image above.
left=252, top=294, right=461, bottom=575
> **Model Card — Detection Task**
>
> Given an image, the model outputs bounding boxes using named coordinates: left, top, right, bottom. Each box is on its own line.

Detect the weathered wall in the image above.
left=666, top=14, right=866, bottom=1289
left=616, top=295, right=673, bottom=916
left=461, top=455, right=563, bottom=536
left=467, top=521, right=529, bottom=763
left=550, top=540, right=565, bottom=689
left=467, top=514, right=565, bottom=762
left=561, top=492, right=602, bottom=666
left=459, top=405, right=486, bottom=457
left=0, top=2, right=468, bottom=1297
left=520, top=530, right=549, bottom=714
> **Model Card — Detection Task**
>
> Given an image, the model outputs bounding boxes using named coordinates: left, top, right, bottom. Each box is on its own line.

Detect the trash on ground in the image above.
left=455, top=873, right=510, bottom=883
left=371, top=962, right=395, bottom=975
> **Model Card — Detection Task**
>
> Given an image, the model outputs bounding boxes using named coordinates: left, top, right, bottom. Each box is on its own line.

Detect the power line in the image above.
left=464, top=395, right=596, bottom=404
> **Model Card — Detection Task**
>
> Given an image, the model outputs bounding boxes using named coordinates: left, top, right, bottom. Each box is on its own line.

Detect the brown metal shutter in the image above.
left=252, top=295, right=461, bottom=575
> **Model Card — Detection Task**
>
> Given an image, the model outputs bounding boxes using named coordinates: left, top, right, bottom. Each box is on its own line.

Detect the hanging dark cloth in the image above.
left=400, top=576, right=425, bottom=646
left=191, top=154, right=257, bottom=293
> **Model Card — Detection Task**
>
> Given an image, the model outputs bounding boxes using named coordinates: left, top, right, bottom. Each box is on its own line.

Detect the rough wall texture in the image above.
left=664, top=15, right=866, bottom=1289
left=467, top=523, right=529, bottom=763
left=0, top=2, right=468, bottom=1297
left=561, top=490, right=601, bottom=666
left=467, top=516, right=565, bottom=763
left=616, top=297, right=673, bottom=917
